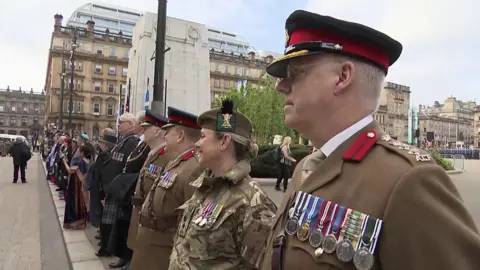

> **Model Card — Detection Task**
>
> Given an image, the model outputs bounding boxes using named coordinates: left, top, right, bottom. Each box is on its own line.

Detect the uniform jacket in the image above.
left=127, top=142, right=168, bottom=250
left=130, top=147, right=204, bottom=270
left=169, top=160, right=278, bottom=270
left=89, top=149, right=110, bottom=227
left=261, top=121, right=480, bottom=270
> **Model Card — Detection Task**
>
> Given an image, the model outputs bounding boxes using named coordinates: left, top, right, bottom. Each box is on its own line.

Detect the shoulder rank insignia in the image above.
left=157, top=171, right=178, bottom=189
left=181, top=150, right=195, bottom=161
left=343, top=131, right=378, bottom=161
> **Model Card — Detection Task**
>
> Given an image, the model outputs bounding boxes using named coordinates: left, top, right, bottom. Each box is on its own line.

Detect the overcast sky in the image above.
left=0, top=0, right=478, bottom=107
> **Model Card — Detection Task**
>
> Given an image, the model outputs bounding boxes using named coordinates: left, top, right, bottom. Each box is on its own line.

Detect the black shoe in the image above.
left=274, top=186, right=281, bottom=191
left=12, top=181, right=17, bottom=184
left=22, top=181, right=27, bottom=184
left=95, top=249, right=111, bottom=257
left=109, top=259, right=128, bottom=269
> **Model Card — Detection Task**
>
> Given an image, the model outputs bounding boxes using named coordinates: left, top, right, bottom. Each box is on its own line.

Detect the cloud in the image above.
left=305, top=0, right=480, bottom=105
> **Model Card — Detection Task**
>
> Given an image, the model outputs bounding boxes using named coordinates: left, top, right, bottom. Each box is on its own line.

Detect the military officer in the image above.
left=261, top=10, right=480, bottom=270
left=126, top=109, right=169, bottom=253
left=97, top=113, right=139, bottom=258
left=107, top=111, right=152, bottom=269
left=130, top=107, right=204, bottom=270
left=168, top=98, right=277, bottom=270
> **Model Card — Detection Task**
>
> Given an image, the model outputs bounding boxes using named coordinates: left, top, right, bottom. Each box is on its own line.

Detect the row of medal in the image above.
left=111, top=151, right=125, bottom=162
left=192, top=201, right=224, bottom=228
left=285, top=191, right=383, bottom=270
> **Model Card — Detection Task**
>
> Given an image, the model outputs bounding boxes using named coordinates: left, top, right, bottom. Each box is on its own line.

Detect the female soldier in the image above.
left=169, top=99, right=277, bottom=270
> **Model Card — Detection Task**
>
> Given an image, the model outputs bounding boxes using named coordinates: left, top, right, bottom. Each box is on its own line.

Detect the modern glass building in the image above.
left=66, top=2, right=142, bottom=36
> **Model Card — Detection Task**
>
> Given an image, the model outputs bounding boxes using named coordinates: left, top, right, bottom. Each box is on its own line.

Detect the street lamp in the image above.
left=59, top=47, right=66, bottom=130
left=68, top=28, right=78, bottom=135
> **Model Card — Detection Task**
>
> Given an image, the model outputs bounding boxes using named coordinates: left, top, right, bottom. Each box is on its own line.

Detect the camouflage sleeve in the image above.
left=239, top=184, right=277, bottom=268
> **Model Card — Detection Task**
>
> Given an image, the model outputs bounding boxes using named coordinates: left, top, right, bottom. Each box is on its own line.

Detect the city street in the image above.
left=0, top=154, right=477, bottom=270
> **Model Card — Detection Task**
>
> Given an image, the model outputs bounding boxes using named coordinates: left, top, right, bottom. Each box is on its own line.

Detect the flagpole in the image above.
left=152, top=0, right=167, bottom=115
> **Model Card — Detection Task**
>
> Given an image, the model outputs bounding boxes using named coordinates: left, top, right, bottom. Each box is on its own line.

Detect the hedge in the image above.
left=431, top=151, right=455, bottom=171
left=250, top=145, right=312, bottom=178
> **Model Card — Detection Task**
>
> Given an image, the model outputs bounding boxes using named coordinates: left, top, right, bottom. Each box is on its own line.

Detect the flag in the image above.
left=144, top=78, right=151, bottom=110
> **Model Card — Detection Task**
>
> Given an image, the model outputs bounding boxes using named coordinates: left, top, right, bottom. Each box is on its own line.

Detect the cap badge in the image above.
left=217, top=98, right=236, bottom=132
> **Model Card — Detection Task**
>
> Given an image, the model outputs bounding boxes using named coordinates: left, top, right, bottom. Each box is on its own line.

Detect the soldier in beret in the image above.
left=130, top=107, right=204, bottom=270
left=261, top=10, right=480, bottom=270
left=168, top=98, right=277, bottom=270
left=126, top=109, right=169, bottom=263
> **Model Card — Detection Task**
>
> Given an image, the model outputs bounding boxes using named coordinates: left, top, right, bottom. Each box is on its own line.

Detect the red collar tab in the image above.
left=181, top=150, right=195, bottom=161
left=288, top=29, right=390, bottom=71
left=159, top=146, right=166, bottom=155
left=343, top=131, right=378, bottom=161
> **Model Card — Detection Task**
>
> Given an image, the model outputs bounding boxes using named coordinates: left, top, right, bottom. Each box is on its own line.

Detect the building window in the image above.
left=74, top=102, right=82, bottom=113
left=33, top=117, right=38, bottom=124
left=76, top=61, right=83, bottom=71
left=121, top=83, right=127, bottom=95
left=215, top=64, right=220, bottom=71
left=93, top=103, right=100, bottom=115
left=225, top=65, right=230, bottom=73
left=110, top=47, right=116, bottom=56
left=95, top=64, right=102, bottom=73
left=109, top=66, right=116, bottom=75
left=122, top=67, right=128, bottom=76
left=22, top=116, right=27, bottom=126
left=94, top=81, right=102, bottom=92
left=0, top=116, right=3, bottom=125
left=34, top=106, right=39, bottom=114
left=10, top=116, right=15, bottom=125
left=0, top=105, right=4, bottom=112
left=107, top=103, right=114, bottom=116
left=224, top=80, right=230, bottom=89
left=124, top=50, right=129, bottom=59
left=108, top=83, right=115, bottom=93
left=120, top=104, right=125, bottom=114
left=96, top=47, right=103, bottom=55
left=77, top=80, right=82, bottom=90
left=23, top=106, right=28, bottom=113
left=214, top=79, right=220, bottom=88
left=11, top=105, right=16, bottom=112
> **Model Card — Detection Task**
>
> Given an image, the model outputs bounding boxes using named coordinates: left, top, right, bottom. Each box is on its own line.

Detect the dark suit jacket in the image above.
left=101, top=132, right=138, bottom=196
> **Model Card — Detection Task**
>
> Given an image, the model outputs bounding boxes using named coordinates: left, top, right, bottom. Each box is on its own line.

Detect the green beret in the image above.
left=197, top=98, right=253, bottom=140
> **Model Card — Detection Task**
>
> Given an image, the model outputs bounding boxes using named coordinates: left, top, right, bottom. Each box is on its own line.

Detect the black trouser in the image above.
left=276, top=163, right=291, bottom=190
left=114, top=219, right=133, bottom=261
left=99, top=223, right=113, bottom=252
left=13, top=163, right=26, bottom=182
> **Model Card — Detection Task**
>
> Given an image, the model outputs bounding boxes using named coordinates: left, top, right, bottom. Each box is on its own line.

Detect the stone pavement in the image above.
left=0, top=153, right=69, bottom=270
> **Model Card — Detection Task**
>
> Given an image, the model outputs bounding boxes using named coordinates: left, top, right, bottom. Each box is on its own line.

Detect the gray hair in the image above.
left=120, top=113, right=136, bottom=125
left=102, top=128, right=116, bottom=137
left=136, top=110, right=146, bottom=123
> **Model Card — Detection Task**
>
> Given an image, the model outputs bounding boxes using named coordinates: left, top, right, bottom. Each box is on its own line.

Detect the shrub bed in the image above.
left=431, top=151, right=455, bottom=171
left=250, top=145, right=313, bottom=178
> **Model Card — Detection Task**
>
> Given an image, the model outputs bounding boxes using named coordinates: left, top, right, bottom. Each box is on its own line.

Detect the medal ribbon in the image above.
left=322, top=203, right=338, bottom=236
left=338, top=208, right=353, bottom=241
left=370, top=219, right=383, bottom=254
left=310, top=199, right=327, bottom=231
left=294, top=192, right=309, bottom=221
left=298, top=195, right=313, bottom=225
left=292, top=191, right=304, bottom=218
left=331, top=205, right=347, bottom=238
left=306, top=197, right=322, bottom=225
left=352, top=213, right=367, bottom=249
left=358, top=215, right=377, bottom=251
left=201, top=202, right=214, bottom=220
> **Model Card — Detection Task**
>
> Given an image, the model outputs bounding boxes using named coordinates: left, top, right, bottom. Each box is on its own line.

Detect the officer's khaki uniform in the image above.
left=126, top=143, right=168, bottom=250
left=130, top=148, right=204, bottom=270
left=262, top=122, right=480, bottom=270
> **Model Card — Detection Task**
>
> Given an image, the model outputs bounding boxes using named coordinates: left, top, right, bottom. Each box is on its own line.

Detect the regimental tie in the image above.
left=301, top=149, right=326, bottom=183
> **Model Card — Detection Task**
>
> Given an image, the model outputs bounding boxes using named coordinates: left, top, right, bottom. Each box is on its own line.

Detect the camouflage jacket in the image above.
left=169, top=160, right=277, bottom=270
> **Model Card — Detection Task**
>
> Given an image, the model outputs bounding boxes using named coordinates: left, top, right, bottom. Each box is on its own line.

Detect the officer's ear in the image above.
left=220, top=133, right=232, bottom=151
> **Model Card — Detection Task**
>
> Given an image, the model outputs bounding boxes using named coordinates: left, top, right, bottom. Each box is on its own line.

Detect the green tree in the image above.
left=215, top=77, right=296, bottom=144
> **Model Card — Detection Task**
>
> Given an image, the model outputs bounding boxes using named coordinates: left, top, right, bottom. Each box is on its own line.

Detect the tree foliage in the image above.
left=214, top=77, right=296, bottom=144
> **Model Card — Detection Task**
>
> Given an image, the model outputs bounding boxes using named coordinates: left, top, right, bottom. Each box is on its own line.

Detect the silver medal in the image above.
left=308, top=230, right=324, bottom=248
left=336, top=239, right=355, bottom=262
left=353, top=247, right=374, bottom=270
left=284, top=218, right=299, bottom=235
left=322, top=234, right=337, bottom=254
left=288, top=207, right=295, bottom=218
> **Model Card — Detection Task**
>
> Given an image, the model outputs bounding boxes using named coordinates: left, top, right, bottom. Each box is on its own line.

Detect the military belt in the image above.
left=131, top=197, right=145, bottom=207
left=138, top=214, right=178, bottom=231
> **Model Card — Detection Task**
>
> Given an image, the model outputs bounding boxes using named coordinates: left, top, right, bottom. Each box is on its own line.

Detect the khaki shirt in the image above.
left=127, top=142, right=168, bottom=249
left=169, top=160, right=278, bottom=270
left=130, top=147, right=204, bottom=270
left=261, top=122, right=480, bottom=270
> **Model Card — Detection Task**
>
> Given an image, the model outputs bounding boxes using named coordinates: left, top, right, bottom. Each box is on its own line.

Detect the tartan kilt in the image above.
left=101, top=197, right=119, bottom=224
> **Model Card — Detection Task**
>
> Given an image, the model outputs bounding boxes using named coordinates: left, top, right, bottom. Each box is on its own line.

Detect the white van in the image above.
left=0, top=134, right=29, bottom=145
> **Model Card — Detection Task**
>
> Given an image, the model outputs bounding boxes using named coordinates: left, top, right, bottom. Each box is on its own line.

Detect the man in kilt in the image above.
left=96, top=113, right=138, bottom=259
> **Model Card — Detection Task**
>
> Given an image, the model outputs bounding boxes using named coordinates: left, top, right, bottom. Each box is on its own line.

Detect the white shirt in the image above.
left=320, top=115, right=373, bottom=157
left=137, top=134, right=144, bottom=146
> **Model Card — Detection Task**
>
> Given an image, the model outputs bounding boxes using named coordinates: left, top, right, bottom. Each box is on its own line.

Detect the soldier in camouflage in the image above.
left=168, top=98, right=278, bottom=270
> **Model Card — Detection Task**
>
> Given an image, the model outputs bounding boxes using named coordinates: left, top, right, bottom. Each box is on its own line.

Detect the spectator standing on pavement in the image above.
left=275, top=136, right=296, bottom=192
left=8, top=137, right=31, bottom=184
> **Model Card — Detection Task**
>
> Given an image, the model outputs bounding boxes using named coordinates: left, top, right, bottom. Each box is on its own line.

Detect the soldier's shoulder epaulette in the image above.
left=376, top=134, right=435, bottom=166
left=343, top=130, right=378, bottom=162
left=181, top=149, right=195, bottom=161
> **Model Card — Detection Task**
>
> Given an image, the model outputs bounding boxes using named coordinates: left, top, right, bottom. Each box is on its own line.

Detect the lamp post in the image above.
left=68, top=28, right=78, bottom=136
left=152, top=0, right=168, bottom=115
left=59, top=44, right=66, bottom=130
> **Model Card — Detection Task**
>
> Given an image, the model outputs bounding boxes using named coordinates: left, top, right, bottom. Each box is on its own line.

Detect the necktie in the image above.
left=301, top=149, right=326, bottom=183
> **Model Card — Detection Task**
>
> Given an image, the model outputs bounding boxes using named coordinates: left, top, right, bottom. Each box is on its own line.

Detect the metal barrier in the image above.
left=452, top=154, right=465, bottom=170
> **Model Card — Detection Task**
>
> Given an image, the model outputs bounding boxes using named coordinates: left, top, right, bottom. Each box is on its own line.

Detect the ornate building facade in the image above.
left=44, top=14, right=130, bottom=138
left=378, top=82, right=411, bottom=142
left=0, top=88, right=45, bottom=137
